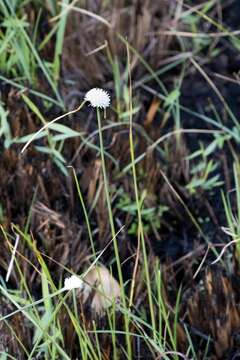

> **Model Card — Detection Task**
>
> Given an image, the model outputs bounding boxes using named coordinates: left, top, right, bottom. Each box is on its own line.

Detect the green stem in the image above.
left=71, top=166, right=96, bottom=257
left=127, top=46, right=156, bottom=339
left=96, top=108, right=132, bottom=359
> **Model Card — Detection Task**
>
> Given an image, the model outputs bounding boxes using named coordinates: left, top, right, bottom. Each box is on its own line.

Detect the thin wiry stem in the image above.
left=96, top=107, right=132, bottom=358
left=6, top=233, right=20, bottom=282
left=126, top=44, right=156, bottom=339
left=21, top=101, right=86, bottom=153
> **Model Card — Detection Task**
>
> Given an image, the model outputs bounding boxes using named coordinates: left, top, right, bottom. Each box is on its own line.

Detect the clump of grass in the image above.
left=1, top=224, right=186, bottom=359
left=0, top=0, right=64, bottom=107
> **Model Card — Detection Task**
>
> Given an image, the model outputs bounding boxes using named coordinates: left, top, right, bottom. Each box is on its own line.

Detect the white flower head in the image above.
left=64, top=274, right=84, bottom=291
left=84, top=88, right=110, bottom=109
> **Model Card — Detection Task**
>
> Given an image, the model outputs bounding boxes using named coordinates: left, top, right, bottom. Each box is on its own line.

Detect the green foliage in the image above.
left=186, top=134, right=228, bottom=194
left=117, top=188, right=168, bottom=235
left=0, top=0, right=63, bottom=106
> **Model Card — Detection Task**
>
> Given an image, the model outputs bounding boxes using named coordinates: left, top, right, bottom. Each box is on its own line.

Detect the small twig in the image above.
left=54, top=2, right=112, bottom=28
left=193, top=226, right=240, bottom=274
left=155, top=351, right=190, bottom=360
left=193, top=245, right=210, bottom=279
left=148, top=29, right=240, bottom=38
left=211, top=239, right=240, bottom=265
left=85, top=41, right=108, bottom=56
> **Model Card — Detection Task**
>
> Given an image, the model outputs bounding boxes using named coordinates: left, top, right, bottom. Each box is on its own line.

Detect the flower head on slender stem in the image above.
left=85, top=88, right=110, bottom=109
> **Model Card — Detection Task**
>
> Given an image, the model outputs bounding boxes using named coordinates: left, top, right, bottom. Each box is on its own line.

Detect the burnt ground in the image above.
left=1, top=0, right=240, bottom=359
